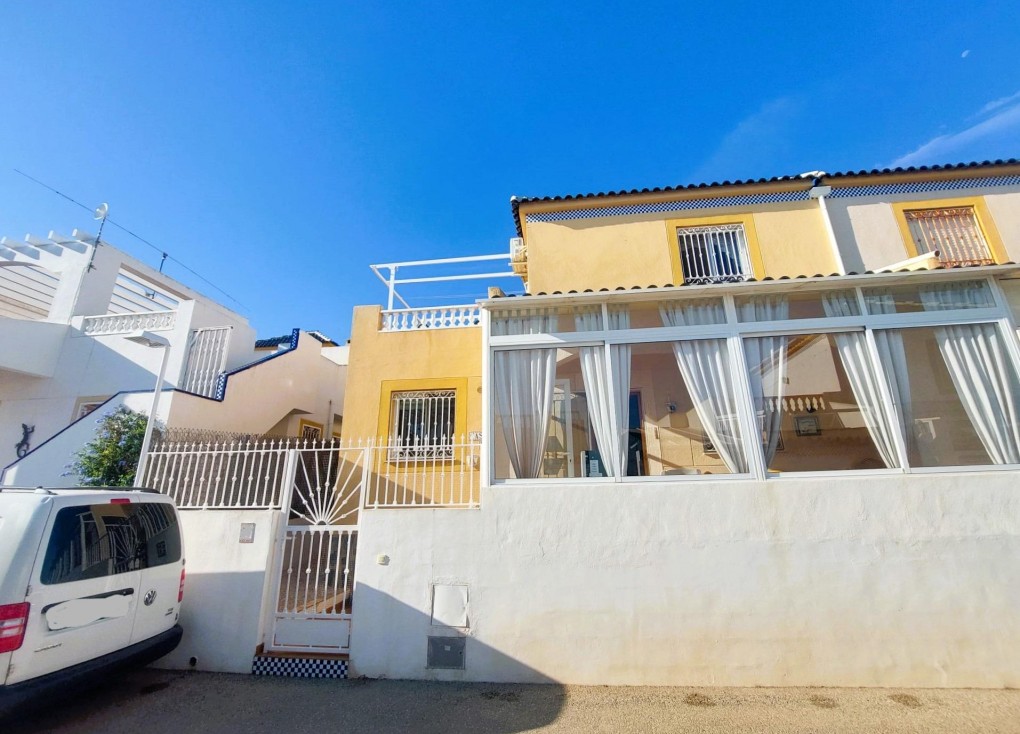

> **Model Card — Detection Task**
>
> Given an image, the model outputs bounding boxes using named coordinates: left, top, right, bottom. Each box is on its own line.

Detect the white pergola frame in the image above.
left=371, top=253, right=518, bottom=311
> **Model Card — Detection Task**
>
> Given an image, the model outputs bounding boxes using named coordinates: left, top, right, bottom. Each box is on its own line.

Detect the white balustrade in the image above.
left=381, top=305, right=480, bottom=332
left=82, top=309, right=177, bottom=336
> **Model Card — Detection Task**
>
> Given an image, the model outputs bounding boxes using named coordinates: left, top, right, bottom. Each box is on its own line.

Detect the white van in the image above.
left=0, top=488, right=184, bottom=716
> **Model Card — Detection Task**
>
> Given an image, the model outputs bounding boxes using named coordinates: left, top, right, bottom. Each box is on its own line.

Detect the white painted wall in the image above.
left=0, top=320, right=68, bottom=377
left=1, top=391, right=170, bottom=486
left=0, top=235, right=255, bottom=469
left=154, top=509, right=282, bottom=674
left=166, top=333, right=345, bottom=436
left=351, top=472, right=1020, bottom=687
left=825, top=186, right=1020, bottom=274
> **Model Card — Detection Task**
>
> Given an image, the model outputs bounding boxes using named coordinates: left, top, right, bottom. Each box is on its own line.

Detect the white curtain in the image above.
left=921, top=285, right=1020, bottom=464
left=493, top=309, right=558, bottom=478
left=864, top=290, right=914, bottom=453
left=821, top=292, right=901, bottom=468
left=659, top=301, right=748, bottom=474
left=739, top=296, right=788, bottom=466
left=575, top=306, right=631, bottom=477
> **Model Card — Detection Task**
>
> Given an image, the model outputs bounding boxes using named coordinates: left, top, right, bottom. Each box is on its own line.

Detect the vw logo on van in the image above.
left=144, top=589, right=158, bottom=606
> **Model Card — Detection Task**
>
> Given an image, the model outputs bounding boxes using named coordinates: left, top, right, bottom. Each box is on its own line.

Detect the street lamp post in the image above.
left=125, top=330, right=171, bottom=487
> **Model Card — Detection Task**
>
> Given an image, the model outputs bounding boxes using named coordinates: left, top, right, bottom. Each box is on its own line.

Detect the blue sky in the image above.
left=1, top=2, right=1018, bottom=341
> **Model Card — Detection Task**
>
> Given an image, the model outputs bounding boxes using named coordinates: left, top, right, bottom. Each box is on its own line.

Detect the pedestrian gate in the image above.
left=266, top=446, right=363, bottom=654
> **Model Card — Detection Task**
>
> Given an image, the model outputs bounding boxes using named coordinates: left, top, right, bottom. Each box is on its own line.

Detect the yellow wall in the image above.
left=521, top=202, right=835, bottom=293
left=341, top=305, right=483, bottom=442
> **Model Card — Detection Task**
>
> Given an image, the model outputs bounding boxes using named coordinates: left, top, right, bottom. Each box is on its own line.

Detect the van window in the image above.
left=41, top=503, right=181, bottom=585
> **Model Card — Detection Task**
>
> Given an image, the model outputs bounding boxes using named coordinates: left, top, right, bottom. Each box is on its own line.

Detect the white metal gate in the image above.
left=266, top=445, right=364, bottom=654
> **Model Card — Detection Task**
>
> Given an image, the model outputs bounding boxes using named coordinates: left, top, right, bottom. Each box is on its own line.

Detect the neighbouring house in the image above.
left=141, top=158, right=1020, bottom=687
left=0, top=230, right=347, bottom=486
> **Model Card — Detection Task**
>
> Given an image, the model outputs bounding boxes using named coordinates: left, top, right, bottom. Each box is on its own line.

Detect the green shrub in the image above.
left=70, top=406, right=162, bottom=486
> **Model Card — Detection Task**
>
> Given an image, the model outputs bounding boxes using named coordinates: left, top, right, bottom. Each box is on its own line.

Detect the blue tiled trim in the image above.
left=214, top=328, right=301, bottom=400
left=828, top=175, right=1020, bottom=198
left=525, top=191, right=810, bottom=224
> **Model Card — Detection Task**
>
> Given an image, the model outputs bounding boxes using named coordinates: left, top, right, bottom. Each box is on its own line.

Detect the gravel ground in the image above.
left=5, top=668, right=1019, bottom=734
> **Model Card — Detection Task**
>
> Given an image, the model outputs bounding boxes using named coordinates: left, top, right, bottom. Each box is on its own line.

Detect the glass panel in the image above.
left=491, top=305, right=601, bottom=334
left=42, top=503, right=181, bottom=584
left=862, top=280, right=993, bottom=315
left=879, top=325, right=1020, bottom=467
left=736, top=290, right=859, bottom=321
left=626, top=302, right=665, bottom=328
left=629, top=342, right=745, bottom=476
left=743, top=332, right=894, bottom=473
left=493, top=348, right=596, bottom=480
left=658, top=298, right=726, bottom=327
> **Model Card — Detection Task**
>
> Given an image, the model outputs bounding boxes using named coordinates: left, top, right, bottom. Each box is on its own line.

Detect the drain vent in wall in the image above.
left=427, top=636, right=466, bottom=669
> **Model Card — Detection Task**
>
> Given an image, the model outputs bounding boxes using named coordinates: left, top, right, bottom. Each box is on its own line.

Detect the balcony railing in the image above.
left=82, top=310, right=177, bottom=336
left=381, top=305, right=480, bottom=332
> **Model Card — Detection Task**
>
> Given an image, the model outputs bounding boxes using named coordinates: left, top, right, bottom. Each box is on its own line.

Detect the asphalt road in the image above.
left=5, top=668, right=1020, bottom=734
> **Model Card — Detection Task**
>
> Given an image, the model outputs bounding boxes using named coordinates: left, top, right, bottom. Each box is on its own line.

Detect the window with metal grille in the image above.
left=676, top=224, right=752, bottom=284
left=904, top=207, right=993, bottom=266
left=389, top=390, right=456, bottom=459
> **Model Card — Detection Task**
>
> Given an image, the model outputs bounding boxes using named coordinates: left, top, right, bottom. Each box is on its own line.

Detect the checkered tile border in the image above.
left=525, top=175, right=1020, bottom=224
left=251, top=654, right=349, bottom=679
left=525, top=191, right=810, bottom=223
left=827, top=175, right=1020, bottom=198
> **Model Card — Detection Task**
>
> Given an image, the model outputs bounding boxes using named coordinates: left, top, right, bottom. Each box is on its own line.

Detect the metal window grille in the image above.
left=181, top=327, right=232, bottom=398
left=677, top=224, right=752, bottom=284
left=389, top=390, right=456, bottom=460
left=905, top=207, right=993, bottom=266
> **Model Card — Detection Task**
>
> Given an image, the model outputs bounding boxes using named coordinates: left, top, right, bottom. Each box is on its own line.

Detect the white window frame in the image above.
left=483, top=273, right=1020, bottom=485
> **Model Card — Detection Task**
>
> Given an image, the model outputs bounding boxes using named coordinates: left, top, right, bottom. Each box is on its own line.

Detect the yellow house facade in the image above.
left=344, top=159, right=1020, bottom=687
left=343, top=159, right=1020, bottom=488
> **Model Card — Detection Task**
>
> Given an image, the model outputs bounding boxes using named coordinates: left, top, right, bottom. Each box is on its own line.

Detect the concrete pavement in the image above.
left=5, top=668, right=1020, bottom=733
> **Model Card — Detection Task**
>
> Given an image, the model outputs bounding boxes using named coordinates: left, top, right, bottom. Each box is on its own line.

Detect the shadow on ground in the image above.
left=3, top=669, right=567, bottom=734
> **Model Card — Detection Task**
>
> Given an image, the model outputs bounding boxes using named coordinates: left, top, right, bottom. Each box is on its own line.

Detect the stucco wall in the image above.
left=166, top=332, right=344, bottom=436
left=1, top=391, right=171, bottom=486
left=826, top=187, right=1020, bottom=274
left=342, top=306, right=482, bottom=441
left=522, top=203, right=835, bottom=293
left=154, top=509, right=281, bottom=674
left=351, top=472, right=1020, bottom=687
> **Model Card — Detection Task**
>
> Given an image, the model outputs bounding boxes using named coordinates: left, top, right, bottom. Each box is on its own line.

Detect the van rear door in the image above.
left=127, top=500, right=184, bottom=645
left=6, top=500, right=142, bottom=685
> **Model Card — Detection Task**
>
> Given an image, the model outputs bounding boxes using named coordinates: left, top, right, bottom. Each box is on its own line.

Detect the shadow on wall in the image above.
left=352, top=584, right=558, bottom=683
left=154, top=568, right=273, bottom=675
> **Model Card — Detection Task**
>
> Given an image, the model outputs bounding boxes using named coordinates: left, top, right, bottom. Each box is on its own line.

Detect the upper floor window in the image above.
left=676, top=223, right=753, bottom=284
left=903, top=207, right=993, bottom=267
left=389, top=389, right=456, bottom=459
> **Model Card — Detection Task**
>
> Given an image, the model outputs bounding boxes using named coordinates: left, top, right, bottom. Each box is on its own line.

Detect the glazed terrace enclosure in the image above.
left=483, top=271, right=1020, bottom=483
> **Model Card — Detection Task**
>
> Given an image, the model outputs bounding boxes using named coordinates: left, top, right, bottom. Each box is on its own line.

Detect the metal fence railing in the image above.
left=141, top=436, right=481, bottom=511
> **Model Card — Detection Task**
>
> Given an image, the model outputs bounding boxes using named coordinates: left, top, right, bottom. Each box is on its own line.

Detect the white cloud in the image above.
left=979, top=90, right=1020, bottom=115
left=961, top=49, right=970, bottom=58
left=688, top=97, right=803, bottom=183
left=890, top=92, right=1020, bottom=167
